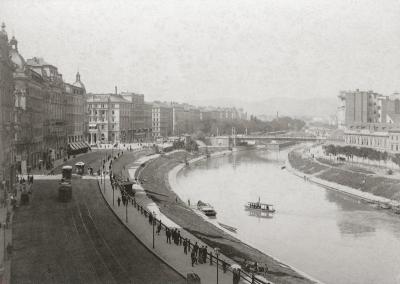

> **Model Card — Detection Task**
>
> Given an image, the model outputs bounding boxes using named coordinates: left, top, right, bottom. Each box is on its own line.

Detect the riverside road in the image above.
left=10, top=154, right=184, bottom=284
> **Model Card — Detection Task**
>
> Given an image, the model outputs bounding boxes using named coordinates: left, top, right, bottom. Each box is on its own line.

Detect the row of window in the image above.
left=90, top=110, right=117, bottom=115
left=88, top=103, right=119, bottom=109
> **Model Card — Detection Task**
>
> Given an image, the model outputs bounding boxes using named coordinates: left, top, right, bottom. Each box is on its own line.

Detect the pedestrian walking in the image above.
left=198, top=247, right=203, bottom=264
left=183, top=238, right=188, bottom=254
left=222, top=261, right=227, bottom=273
left=193, top=242, right=199, bottom=257
left=157, top=222, right=161, bottom=235
left=172, top=229, right=176, bottom=244
left=166, top=228, right=171, bottom=244
left=203, top=246, right=208, bottom=263
left=117, top=197, right=121, bottom=207
left=263, top=263, right=268, bottom=277
left=177, top=230, right=181, bottom=245
left=233, top=268, right=240, bottom=284
left=191, top=250, right=196, bottom=267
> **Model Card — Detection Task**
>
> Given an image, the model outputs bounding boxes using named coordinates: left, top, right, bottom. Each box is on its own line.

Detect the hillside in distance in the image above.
left=192, top=97, right=338, bottom=118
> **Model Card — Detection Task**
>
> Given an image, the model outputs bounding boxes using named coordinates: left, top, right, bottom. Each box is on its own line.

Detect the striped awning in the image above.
left=68, top=143, right=77, bottom=150
left=68, top=142, right=89, bottom=150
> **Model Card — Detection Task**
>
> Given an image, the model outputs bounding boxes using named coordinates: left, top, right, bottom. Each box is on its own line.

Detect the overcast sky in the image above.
left=1, top=0, right=400, bottom=104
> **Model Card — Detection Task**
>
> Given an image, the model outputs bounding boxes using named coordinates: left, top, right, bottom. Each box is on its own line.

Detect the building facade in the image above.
left=0, top=23, right=15, bottom=195
left=152, top=103, right=173, bottom=138
left=87, top=94, right=132, bottom=144
left=10, top=36, right=46, bottom=172
left=143, top=102, right=153, bottom=140
left=26, top=57, right=68, bottom=166
left=170, top=103, right=200, bottom=136
left=341, top=90, right=400, bottom=153
left=65, top=72, right=86, bottom=144
left=121, top=92, right=146, bottom=142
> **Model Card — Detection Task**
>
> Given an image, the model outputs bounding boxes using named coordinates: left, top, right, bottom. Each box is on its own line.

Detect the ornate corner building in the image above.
left=0, top=23, right=15, bottom=198
left=0, top=21, right=88, bottom=185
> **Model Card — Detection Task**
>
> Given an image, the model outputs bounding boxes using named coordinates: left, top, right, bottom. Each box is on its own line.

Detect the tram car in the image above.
left=59, top=165, right=73, bottom=201
left=75, top=162, right=85, bottom=175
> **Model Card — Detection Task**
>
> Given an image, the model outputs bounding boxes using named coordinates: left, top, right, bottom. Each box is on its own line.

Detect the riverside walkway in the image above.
left=99, top=153, right=260, bottom=284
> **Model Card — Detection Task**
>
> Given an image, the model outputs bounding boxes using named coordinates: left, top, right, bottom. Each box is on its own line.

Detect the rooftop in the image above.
left=26, top=57, right=53, bottom=67
left=86, top=93, right=130, bottom=103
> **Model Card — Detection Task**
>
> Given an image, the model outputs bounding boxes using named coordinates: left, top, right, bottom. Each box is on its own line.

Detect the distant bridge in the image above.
left=234, top=135, right=326, bottom=141
left=208, top=134, right=326, bottom=148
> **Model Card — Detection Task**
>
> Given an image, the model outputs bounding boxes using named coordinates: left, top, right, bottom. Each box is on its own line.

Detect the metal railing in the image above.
left=112, top=174, right=271, bottom=284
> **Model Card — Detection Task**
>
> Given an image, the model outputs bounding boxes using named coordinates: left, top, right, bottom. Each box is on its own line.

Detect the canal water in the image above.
left=174, top=149, right=400, bottom=284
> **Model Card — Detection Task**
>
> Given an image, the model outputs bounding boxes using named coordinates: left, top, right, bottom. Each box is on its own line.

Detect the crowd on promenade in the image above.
left=104, top=152, right=271, bottom=284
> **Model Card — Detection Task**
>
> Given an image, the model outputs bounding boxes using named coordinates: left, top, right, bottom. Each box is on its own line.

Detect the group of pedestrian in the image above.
left=26, top=175, right=34, bottom=184
left=166, top=228, right=181, bottom=245
left=190, top=242, right=209, bottom=266
left=117, top=193, right=130, bottom=207
left=244, top=260, right=269, bottom=277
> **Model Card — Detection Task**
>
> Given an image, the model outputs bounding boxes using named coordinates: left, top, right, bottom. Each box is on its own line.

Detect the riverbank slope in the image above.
left=287, top=147, right=400, bottom=208
left=138, top=151, right=315, bottom=284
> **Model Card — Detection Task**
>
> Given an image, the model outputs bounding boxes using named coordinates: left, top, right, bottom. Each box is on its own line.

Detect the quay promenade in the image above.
left=0, top=180, right=31, bottom=284
left=0, top=199, right=12, bottom=284
left=99, top=153, right=263, bottom=284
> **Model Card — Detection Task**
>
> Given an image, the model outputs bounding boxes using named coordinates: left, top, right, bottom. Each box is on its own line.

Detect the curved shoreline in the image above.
left=286, top=146, right=400, bottom=209
left=163, top=150, right=320, bottom=284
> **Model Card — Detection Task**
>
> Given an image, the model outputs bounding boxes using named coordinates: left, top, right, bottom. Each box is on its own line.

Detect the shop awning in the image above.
left=68, top=143, right=77, bottom=150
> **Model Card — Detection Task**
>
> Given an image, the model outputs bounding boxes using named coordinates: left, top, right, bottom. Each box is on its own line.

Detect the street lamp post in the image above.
left=112, top=177, right=115, bottom=207
left=214, top=247, right=220, bottom=284
left=3, top=177, right=6, bottom=264
left=3, top=220, right=5, bottom=264
left=103, top=170, right=105, bottom=193
left=125, top=196, right=128, bottom=223
left=152, top=211, right=156, bottom=249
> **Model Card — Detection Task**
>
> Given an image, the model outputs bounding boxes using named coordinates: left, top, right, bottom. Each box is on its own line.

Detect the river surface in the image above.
left=174, top=149, right=400, bottom=284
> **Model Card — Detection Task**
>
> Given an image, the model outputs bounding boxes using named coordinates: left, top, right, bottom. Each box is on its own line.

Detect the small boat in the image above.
left=281, top=165, right=286, bottom=170
left=378, top=203, right=391, bottom=210
left=218, top=222, right=237, bottom=233
left=197, top=200, right=217, bottom=217
left=245, top=198, right=275, bottom=213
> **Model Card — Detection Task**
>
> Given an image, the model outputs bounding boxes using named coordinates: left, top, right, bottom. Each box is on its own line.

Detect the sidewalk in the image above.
left=0, top=182, right=24, bottom=284
left=0, top=204, right=11, bottom=284
left=98, top=161, right=252, bottom=283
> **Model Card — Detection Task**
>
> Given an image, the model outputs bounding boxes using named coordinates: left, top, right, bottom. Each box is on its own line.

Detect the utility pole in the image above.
left=152, top=211, right=156, bottom=249
left=125, top=197, right=128, bottom=223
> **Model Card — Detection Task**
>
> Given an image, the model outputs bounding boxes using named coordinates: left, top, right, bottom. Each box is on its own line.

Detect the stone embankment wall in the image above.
left=287, top=149, right=400, bottom=207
